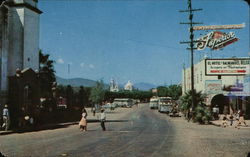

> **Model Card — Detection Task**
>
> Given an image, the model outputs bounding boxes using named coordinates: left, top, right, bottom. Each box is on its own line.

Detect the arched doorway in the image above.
left=211, top=94, right=230, bottom=114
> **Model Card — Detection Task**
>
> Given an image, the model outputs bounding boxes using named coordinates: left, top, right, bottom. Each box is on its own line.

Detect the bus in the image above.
left=149, top=97, right=159, bottom=109
left=158, top=97, right=173, bottom=113
left=112, top=98, right=134, bottom=108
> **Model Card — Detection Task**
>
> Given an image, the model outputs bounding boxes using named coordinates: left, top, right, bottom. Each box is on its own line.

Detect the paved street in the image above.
left=0, top=104, right=250, bottom=157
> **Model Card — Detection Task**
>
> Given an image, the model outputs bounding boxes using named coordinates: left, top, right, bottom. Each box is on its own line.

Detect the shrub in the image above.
left=194, top=105, right=212, bottom=124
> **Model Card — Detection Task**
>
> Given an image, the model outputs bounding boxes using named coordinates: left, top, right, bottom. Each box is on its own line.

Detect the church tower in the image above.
left=0, top=0, right=42, bottom=100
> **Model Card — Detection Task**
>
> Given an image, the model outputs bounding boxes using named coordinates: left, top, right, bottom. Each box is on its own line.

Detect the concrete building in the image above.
left=0, top=0, right=42, bottom=103
left=182, top=57, right=250, bottom=116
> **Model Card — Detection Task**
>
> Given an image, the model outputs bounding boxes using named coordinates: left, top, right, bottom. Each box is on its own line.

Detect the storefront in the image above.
left=182, top=58, right=250, bottom=118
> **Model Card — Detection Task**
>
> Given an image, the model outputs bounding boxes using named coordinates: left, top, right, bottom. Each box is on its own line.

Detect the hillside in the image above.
left=56, top=76, right=97, bottom=87
left=134, top=82, right=156, bottom=91
left=56, top=76, right=156, bottom=91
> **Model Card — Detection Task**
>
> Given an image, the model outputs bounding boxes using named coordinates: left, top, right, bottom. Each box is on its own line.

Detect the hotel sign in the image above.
left=205, top=58, right=250, bottom=75
left=196, top=31, right=239, bottom=50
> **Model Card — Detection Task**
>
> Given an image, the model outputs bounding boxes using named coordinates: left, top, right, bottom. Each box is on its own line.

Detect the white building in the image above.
left=182, top=57, right=250, bottom=114
left=0, top=0, right=42, bottom=102
left=110, top=78, right=119, bottom=92
left=124, top=80, right=133, bottom=91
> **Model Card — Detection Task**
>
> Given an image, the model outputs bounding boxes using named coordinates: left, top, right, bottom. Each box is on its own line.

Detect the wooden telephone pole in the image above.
left=180, top=0, right=202, bottom=110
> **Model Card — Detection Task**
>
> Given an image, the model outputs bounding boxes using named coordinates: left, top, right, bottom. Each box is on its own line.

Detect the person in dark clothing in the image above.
left=229, top=114, right=234, bottom=126
left=100, top=109, right=106, bottom=131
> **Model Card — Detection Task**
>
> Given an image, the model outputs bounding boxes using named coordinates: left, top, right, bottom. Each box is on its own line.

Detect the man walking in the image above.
left=100, top=109, right=106, bottom=131
left=2, top=104, right=10, bottom=131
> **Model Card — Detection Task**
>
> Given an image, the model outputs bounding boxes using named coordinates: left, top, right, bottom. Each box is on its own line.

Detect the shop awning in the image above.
left=223, top=91, right=250, bottom=97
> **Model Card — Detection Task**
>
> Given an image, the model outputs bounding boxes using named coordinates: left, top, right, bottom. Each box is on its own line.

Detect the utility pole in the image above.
left=68, top=63, right=70, bottom=76
left=180, top=0, right=202, bottom=111
left=183, top=63, right=186, bottom=93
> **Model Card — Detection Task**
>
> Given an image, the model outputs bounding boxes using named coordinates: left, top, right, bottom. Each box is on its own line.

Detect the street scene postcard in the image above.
left=0, top=0, right=250, bottom=157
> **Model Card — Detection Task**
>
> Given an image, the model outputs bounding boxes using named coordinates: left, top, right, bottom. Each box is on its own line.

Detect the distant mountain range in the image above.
left=133, top=82, right=156, bottom=91
left=56, top=76, right=156, bottom=91
left=56, top=76, right=98, bottom=87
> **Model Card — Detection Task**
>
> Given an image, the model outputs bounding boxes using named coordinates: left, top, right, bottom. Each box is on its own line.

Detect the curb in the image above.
left=210, top=121, right=250, bottom=129
left=0, top=130, right=14, bottom=135
left=0, top=121, right=78, bottom=136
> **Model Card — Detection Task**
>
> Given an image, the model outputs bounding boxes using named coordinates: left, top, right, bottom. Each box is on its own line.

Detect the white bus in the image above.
left=149, top=97, right=159, bottom=109
left=112, top=98, right=134, bottom=108
left=158, top=97, right=173, bottom=113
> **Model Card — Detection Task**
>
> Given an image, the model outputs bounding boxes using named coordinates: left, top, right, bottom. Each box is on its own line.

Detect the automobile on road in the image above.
left=149, top=97, right=159, bottom=109
left=158, top=97, right=173, bottom=113
left=113, top=98, right=134, bottom=108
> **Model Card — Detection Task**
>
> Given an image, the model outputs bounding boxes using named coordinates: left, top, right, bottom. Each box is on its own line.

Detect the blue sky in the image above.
left=39, top=0, right=249, bottom=85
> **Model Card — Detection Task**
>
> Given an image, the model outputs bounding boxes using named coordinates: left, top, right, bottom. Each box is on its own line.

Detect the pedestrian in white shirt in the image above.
left=2, top=104, right=10, bottom=131
left=100, top=109, right=106, bottom=131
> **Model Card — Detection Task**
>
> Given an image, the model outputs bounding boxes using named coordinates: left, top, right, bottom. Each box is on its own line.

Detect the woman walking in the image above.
left=235, top=110, right=248, bottom=128
left=79, top=108, right=88, bottom=131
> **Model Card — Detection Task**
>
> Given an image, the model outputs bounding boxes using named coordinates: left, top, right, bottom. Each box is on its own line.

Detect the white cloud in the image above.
left=80, top=62, right=85, bottom=68
left=57, top=58, right=64, bottom=64
left=89, top=64, right=95, bottom=69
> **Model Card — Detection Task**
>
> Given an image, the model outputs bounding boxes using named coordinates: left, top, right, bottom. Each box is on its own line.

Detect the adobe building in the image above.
left=182, top=57, right=250, bottom=117
left=0, top=0, right=42, bottom=103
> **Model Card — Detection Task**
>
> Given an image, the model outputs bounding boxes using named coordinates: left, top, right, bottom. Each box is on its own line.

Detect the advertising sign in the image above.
left=205, top=80, right=222, bottom=94
left=205, top=58, right=250, bottom=75
left=196, top=31, right=239, bottom=50
left=243, top=75, right=250, bottom=93
left=193, top=23, right=245, bottom=31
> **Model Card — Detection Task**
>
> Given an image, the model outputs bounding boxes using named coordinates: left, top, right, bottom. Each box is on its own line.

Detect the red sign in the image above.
left=196, top=31, right=239, bottom=50
left=205, top=59, right=250, bottom=76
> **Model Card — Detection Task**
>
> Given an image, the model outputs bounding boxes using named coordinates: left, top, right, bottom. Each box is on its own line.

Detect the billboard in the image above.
left=205, top=80, right=222, bottom=94
left=196, top=31, right=239, bottom=50
left=205, top=58, right=250, bottom=75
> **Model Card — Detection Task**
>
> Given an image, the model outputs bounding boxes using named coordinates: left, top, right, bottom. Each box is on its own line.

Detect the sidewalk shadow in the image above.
left=106, top=120, right=130, bottom=123
left=1, top=120, right=130, bottom=135
left=10, top=122, right=78, bottom=134
left=87, top=119, right=130, bottom=123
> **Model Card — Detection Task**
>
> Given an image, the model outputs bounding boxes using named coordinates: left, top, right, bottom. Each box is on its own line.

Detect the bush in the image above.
left=194, top=105, right=212, bottom=124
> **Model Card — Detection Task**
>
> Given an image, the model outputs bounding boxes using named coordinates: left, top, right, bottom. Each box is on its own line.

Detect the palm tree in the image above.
left=180, top=89, right=210, bottom=123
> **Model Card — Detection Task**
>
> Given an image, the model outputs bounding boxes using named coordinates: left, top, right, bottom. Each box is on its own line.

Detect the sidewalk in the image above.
left=210, top=116, right=250, bottom=129
left=0, top=106, right=135, bottom=135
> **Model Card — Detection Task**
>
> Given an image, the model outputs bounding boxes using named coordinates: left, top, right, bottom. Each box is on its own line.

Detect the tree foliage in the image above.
left=65, top=85, right=74, bottom=109
left=156, top=84, right=182, bottom=100
left=39, top=50, right=56, bottom=97
left=104, top=90, right=152, bottom=102
left=89, top=80, right=105, bottom=104
left=180, top=90, right=211, bottom=124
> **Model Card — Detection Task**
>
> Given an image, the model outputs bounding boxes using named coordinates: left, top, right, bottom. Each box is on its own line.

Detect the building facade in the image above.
left=182, top=57, right=250, bottom=116
left=110, top=78, right=119, bottom=92
left=124, top=80, right=133, bottom=91
left=0, top=0, right=42, bottom=103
